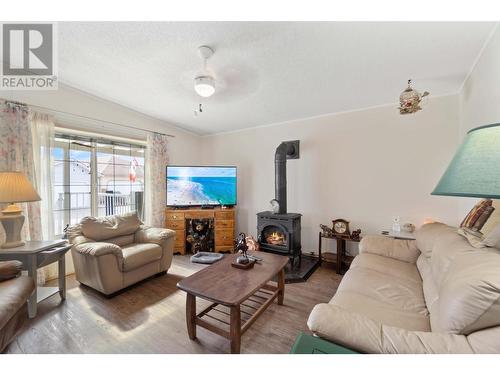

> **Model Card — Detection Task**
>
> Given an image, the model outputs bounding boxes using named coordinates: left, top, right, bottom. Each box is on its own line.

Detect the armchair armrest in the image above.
left=0, top=261, right=23, bottom=281
left=72, top=241, right=123, bottom=259
left=359, top=235, right=420, bottom=263
left=135, top=226, right=175, bottom=246
left=307, top=303, right=473, bottom=354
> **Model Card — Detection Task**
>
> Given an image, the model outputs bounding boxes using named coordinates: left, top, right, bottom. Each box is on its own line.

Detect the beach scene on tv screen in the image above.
left=167, top=166, right=237, bottom=206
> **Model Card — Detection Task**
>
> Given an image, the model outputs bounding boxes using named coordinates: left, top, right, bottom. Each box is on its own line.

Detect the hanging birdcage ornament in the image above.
left=398, top=79, right=430, bottom=115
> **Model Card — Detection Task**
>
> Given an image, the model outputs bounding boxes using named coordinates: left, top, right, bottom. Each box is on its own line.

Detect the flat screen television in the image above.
left=166, top=166, right=237, bottom=207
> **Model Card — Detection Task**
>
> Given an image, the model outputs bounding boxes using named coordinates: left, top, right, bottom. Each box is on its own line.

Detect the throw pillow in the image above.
left=459, top=199, right=500, bottom=249
left=460, top=199, right=493, bottom=232
left=481, top=199, right=500, bottom=234
left=471, top=206, right=495, bottom=231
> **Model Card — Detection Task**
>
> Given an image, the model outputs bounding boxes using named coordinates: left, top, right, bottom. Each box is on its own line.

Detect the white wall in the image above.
left=0, top=84, right=202, bottom=165
left=201, top=95, right=461, bottom=254
left=458, top=25, right=500, bottom=217
left=460, top=25, right=500, bottom=135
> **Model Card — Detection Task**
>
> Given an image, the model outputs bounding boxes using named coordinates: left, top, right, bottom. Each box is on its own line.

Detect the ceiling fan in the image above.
left=194, top=45, right=216, bottom=98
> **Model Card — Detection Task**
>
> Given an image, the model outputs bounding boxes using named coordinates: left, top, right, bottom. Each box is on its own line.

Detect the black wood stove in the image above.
left=257, top=211, right=301, bottom=265
left=256, top=140, right=320, bottom=282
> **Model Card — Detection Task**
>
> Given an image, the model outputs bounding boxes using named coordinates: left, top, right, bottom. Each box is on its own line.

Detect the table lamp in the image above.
left=432, top=124, right=500, bottom=199
left=0, top=172, right=41, bottom=249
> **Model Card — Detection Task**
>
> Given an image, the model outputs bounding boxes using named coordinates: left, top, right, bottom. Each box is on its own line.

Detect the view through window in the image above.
left=53, top=133, right=145, bottom=236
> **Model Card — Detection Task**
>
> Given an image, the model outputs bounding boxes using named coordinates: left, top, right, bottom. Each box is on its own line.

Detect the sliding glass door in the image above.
left=52, top=133, right=145, bottom=236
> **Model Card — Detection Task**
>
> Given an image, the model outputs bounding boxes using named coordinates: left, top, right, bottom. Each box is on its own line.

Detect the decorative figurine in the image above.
left=402, top=223, right=416, bottom=233
left=270, top=199, right=280, bottom=214
left=235, top=232, right=250, bottom=264
left=351, top=229, right=362, bottom=241
left=62, top=224, right=70, bottom=240
left=186, top=218, right=213, bottom=253
left=320, top=224, right=334, bottom=237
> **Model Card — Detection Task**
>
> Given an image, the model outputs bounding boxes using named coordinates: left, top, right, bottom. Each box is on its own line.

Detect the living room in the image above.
left=1, top=1, right=500, bottom=373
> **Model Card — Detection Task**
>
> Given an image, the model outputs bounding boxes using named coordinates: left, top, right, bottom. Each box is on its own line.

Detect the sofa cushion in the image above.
left=330, top=291, right=430, bottom=332
left=350, top=253, right=422, bottom=284
left=80, top=212, right=142, bottom=241
left=107, top=234, right=135, bottom=247
left=430, top=224, right=477, bottom=290
left=416, top=223, right=500, bottom=335
left=0, top=261, right=22, bottom=281
left=433, top=248, right=500, bottom=335
left=337, top=254, right=428, bottom=316
left=307, top=304, right=474, bottom=353
left=358, top=236, right=420, bottom=263
left=122, top=243, right=162, bottom=272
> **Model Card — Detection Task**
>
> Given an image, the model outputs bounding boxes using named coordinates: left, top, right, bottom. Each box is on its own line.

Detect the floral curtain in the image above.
left=145, top=132, right=169, bottom=227
left=0, top=103, right=43, bottom=280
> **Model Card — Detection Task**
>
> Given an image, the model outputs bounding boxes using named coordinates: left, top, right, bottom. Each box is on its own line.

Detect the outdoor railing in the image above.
left=54, top=191, right=143, bottom=226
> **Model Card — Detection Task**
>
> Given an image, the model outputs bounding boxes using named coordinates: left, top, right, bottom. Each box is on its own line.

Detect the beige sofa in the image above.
left=0, top=261, right=35, bottom=352
left=68, top=212, right=175, bottom=296
left=307, top=222, right=500, bottom=353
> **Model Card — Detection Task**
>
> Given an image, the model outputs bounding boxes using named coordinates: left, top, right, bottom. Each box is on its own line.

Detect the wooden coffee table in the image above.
left=177, top=251, right=288, bottom=353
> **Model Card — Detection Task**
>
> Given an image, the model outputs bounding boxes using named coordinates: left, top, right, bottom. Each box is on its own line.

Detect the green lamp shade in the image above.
left=432, top=123, right=500, bottom=199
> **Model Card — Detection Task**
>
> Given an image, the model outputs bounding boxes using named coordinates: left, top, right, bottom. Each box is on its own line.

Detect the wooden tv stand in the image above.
left=165, top=207, right=236, bottom=255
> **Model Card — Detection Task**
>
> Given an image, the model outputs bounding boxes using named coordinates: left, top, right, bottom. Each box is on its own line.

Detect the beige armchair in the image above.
left=68, top=212, right=175, bottom=296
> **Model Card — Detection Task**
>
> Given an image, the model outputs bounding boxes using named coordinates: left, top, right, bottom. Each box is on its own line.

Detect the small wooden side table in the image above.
left=318, top=232, right=358, bottom=274
left=0, top=240, right=71, bottom=318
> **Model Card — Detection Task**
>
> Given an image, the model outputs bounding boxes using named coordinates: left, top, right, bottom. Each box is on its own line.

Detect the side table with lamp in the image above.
left=0, top=172, right=71, bottom=318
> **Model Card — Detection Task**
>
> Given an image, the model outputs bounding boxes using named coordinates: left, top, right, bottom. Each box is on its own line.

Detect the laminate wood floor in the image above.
left=5, top=256, right=342, bottom=354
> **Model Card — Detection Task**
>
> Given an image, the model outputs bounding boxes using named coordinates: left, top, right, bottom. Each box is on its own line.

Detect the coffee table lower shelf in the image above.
left=186, top=280, right=284, bottom=354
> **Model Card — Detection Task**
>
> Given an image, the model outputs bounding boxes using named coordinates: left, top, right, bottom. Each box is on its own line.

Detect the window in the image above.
left=52, top=132, right=145, bottom=236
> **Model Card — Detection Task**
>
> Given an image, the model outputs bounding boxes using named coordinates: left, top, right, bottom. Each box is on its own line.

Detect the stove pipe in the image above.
left=274, top=141, right=299, bottom=214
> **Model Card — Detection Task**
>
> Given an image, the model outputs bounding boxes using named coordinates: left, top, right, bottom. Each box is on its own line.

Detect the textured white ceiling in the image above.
left=58, top=22, right=495, bottom=135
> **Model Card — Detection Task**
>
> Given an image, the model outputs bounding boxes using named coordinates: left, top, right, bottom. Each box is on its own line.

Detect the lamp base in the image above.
left=0, top=214, right=25, bottom=249
left=1, top=203, right=22, bottom=215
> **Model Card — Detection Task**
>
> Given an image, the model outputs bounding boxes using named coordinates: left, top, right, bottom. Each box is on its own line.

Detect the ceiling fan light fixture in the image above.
left=194, top=75, right=216, bottom=98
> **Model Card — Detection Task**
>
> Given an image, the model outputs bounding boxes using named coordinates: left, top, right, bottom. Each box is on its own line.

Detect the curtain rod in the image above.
left=1, top=98, right=175, bottom=138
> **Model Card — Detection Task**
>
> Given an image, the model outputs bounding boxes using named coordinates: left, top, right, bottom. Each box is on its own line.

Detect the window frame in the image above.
left=52, top=129, right=146, bottom=237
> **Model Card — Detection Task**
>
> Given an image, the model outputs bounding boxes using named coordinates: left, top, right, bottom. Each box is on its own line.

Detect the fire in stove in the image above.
left=266, top=231, right=286, bottom=246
